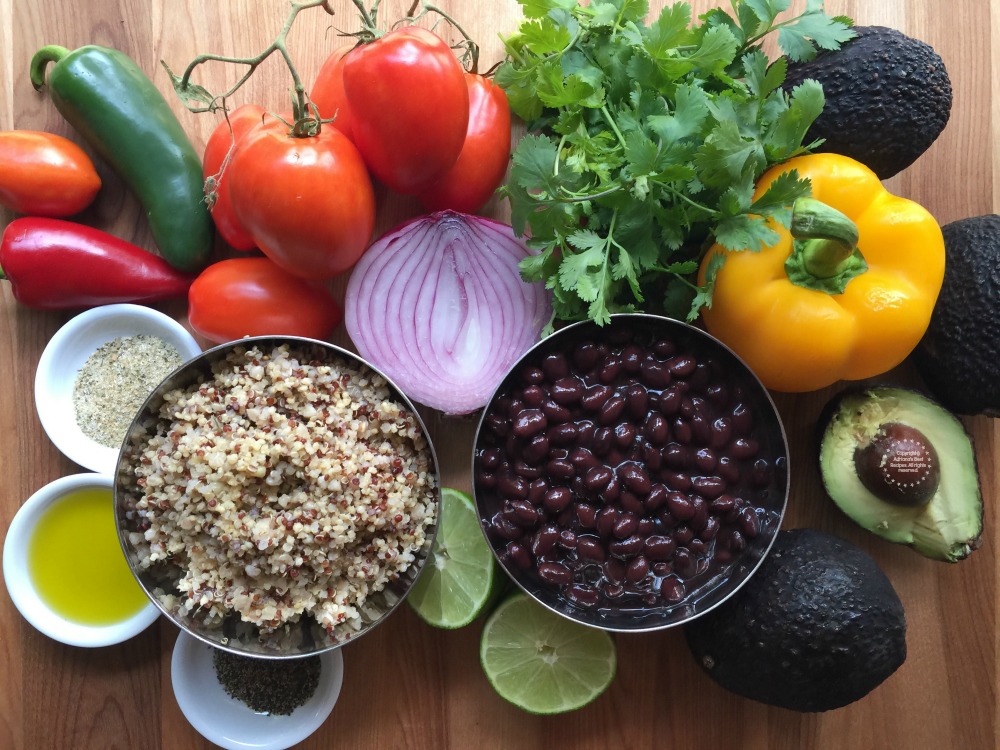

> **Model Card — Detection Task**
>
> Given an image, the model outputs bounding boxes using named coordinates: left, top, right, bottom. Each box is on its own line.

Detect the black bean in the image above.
left=623, top=384, right=649, bottom=420
left=710, top=417, right=733, bottom=450
left=700, top=516, right=720, bottom=541
left=716, top=456, right=740, bottom=484
left=661, top=471, right=691, bottom=492
left=520, top=435, right=550, bottom=465
left=498, top=473, right=529, bottom=501
left=739, top=507, right=760, bottom=538
left=665, top=491, right=695, bottom=521
left=690, top=413, right=712, bottom=445
left=521, top=366, right=545, bottom=386
left=479, top=448, right=501, bottom=471
left=581, top=385, right=613, bottom=411
left=680, top=397, right=696, bottom=420
left=672, top=417, right=693, bottom=445
left=550, top=377, right=585, bottom=406
left=492, top=514, right=523, bottom=541
left=512, top=409, right=547, bottom=439
left=598, top=478, right=621, bottom=504
left=673, top=547, right=697, bottom=578
left=541, top=352, right=570, bottom=381
left=729, top=436, right=760, bottom=461
left=672, top=524, right=694, bottom=546
left=689, top=362, right=711, bottom=392
left=619, top=463, right=652, bottom=496
left=485, top=413, right=511, bottom=437
left=720, top=528, right=746, bottom=554
left=666, top=355, right=697, bottom=378
left=572, top=341, right=601, bottom=372
left=658, top=387, right=682, bottom=416
left=531, top=525, right=559, bottom=556
left=507, top=398, right=526, bottom=419
left=543, top=487, right=573, bottom=513
left=609, top=534, right=644, bottom=559
left=659, top=576, right=685, bottom=602
left=476, top=471, right=497, bottom=490
left=575, top=502, right=597, bottom=528
left=692, top=476, right=726, bottom=499
left=644, top=535, right=676, bottom=561
left=559, top=529, right=578, bottom=549
left=731, top=402, right=753, bottom=435
left=542, top=399, right=572, bottom=423
left=652, top=562, right=673, bottom=577
left=693, top=447, right=717, bottom=473
left=709, top=494, right=736, bottom=514
left=510, top=500, right=541, bottom=527
left=598, top=356, right=623, bottom=384
left=643, top=413, right=670, bottom=446
left=583, top=465, right=614, bottom=493
left=750, top=458, right=772, bottom=487
left=604, top=558, right=627, bottom=585
left=621, top=343, right=644, bottom=372
left=619, top=491, right=644, bottom=515
left=526, top=479, right=548, bottom=505
left=574, top=420, right=596, bottom=449
left=626, top=555, right=650, bottom=583
left=538, top=562, right=573, bottom=586
left=614, top=422, right=637, bottom=451
left=713, top=546, right=734, bottom=565
left=566, top=584, right=600, bottom=607
left=547, top=423, right=578, bottom=447
left=641, top=443, right=662, bottom=473
left=688, top=538, right=708, bottom=554
left=705, top=383, right=728, bottom=406
left=639, top=361, right=671, bottom=389
left=613, top=512, right=640, bottom=539
left=506, top=542, right=533, bottom=570
left=591, top=427, right=613, bottom=457
left=545, top=458, right=575, bottom=481
left=598, top=396, right=626, bottom=426
left=577, top=536, right=606, bottom=562
left=689, top=497, right=708, bottom=532
left=662, top=443, right=690, bottom=470
left=644, top=484, right=668, bottom=512
left=637, top=517, right=655, bottom=536
left=569, top=447, right=599, bottom=471
left=652, top=338, right=677, bottom=358
left=596, top=506, right=618, bottom=537
left=521, top=385, right=546, bottom=408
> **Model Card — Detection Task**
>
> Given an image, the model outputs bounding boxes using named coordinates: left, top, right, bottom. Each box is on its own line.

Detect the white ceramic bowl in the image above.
left=2, top=472, right=160, bottom=647
left=171, top=631, right=345, bottom=750
left=34, top=303, right=202, bottom=474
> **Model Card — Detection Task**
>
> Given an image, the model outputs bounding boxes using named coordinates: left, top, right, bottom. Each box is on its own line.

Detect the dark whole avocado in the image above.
left=684, top=528, right=906, bottom=713
left=914, top=215, right=1000, bottom=416
left=783, top=25, right=952, bottom=179
left=817, top=386, right=983, bottom=562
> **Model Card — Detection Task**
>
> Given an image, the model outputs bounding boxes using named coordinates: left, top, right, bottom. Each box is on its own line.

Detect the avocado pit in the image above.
left=854, top=422, right=939, bottom=507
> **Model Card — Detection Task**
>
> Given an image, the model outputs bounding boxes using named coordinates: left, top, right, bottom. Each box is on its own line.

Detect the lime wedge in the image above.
left=480, top=593, right=617, bottom=714
left=408, top=487, right=500, bottom=629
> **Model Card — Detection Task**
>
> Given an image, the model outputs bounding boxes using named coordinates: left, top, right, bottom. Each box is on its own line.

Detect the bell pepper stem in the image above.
left=785, top=197, right=868, bottom=295
left=29, top=45, right=71, bottom=91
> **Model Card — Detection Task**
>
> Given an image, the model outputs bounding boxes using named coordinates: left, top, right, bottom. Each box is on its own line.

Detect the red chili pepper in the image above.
left=187, top=256, right=343, bottom=344
left=0, top=217, right=195, bottom=309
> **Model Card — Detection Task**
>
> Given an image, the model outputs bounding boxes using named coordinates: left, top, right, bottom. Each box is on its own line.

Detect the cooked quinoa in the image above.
left=126, top=343, right=437, bottom=641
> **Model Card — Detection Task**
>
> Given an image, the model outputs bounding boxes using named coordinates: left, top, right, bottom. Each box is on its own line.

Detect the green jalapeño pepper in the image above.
left=30, top=44, right=213, bottom=272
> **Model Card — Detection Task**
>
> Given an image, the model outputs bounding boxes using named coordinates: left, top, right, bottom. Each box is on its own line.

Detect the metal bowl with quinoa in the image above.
left=113, top=336, right=441, bottom=658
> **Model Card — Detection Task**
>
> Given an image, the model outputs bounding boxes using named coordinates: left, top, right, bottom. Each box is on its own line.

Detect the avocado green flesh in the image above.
left=820, top=388, right=982, bottom=562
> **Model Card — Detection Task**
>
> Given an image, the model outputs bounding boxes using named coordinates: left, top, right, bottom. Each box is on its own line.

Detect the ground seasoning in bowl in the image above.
left=212, top=649, right=321, bottom=716
left=72, top=334, right=182, bottom=448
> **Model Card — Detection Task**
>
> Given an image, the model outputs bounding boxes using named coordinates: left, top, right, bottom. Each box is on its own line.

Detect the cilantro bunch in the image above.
left=496, top=0, right=856, bottom=326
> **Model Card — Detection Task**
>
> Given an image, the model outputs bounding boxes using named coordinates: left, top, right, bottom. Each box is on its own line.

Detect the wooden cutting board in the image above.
left=1, top=1, right=995, bottom=748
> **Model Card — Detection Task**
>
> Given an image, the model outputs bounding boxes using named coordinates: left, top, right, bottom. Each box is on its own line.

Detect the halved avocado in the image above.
left=818, top=386, right=983, bottom=562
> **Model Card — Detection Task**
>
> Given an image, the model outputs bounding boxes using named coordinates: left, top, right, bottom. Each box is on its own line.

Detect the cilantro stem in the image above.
left=600, top=106, right=626, bottom=150
left=558, top=185, right=622, bottom=203
left=665, top=186, right=719, bottom=216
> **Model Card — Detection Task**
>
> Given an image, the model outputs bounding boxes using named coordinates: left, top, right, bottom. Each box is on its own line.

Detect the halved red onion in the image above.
left=345, top=211, right=552, bottom=415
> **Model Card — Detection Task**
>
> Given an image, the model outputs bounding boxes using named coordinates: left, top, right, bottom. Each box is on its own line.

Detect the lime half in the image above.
left=408, top=488, right=499, bottom=629
left=480, top=593, right=617, bottom=714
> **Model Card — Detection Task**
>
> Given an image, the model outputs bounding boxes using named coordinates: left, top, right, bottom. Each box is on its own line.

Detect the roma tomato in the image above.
left=228, top=117, right=376, bottom=280
left=342, top=27, right=468, bottom=195
left=188, top=256, right=343, bottom=344
left=202, top=104, right=265, bottom=251
left=310, top=45, right=356, bottom=142
left=0, top=130, right=101, bottom=216
left=417, top=74, right=511, bottom=214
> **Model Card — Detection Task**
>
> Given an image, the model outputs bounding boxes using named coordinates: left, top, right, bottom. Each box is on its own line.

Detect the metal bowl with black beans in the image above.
left=114, top=336, right=440, bottom=658
left=472, top=314, right=789, bottom=632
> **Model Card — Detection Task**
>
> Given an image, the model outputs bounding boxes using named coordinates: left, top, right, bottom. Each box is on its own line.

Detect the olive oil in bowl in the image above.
left=28, top=486, right=149, bottom=626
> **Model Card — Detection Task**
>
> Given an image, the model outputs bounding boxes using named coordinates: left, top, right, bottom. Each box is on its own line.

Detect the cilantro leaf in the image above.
left=778, top=6, right=857, bottom=62
left=519, top=0, right=579, bottom=19
left=688, top=251, right=726, bottom=321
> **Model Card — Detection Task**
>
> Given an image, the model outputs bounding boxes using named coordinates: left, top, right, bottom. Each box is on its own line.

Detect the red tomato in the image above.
left=341, top=27, right=469, bottom=195
left=0, top=131, right=101, bottom=216
left=202, top=104, right=265, bottom=251
left=227, top=117, right=376, bottom=280
left=188, top=256, right=343, bottom=344
left=417, top=74, right=511, bottom=214
left=310, top=45, right=356, bottom=142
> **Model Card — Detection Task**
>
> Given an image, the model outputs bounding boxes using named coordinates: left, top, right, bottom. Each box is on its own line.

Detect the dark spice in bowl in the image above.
left=473, top=315, right=789, bottom=631
left=213, top=649, right=321, bottom=715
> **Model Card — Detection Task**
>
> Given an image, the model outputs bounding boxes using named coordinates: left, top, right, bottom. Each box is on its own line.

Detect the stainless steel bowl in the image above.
left=114, top=336, right=440, bottom=658
left=472, top=314, right=789, bottom=632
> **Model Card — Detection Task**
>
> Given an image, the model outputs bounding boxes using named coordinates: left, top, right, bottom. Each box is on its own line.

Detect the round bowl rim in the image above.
left=34, top=303, right=202, bottom=475
left=2, top=472, right=160, bottom=647
left=114, top=334, right=441, bottom=658
left=470, top=313, right=790, bottom=633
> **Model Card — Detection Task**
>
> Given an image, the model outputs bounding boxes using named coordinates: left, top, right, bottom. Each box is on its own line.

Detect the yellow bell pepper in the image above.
left=698, top=153, right=945, bottom=393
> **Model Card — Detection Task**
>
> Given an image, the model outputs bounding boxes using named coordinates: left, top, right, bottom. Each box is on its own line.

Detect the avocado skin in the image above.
left=914, top=215, right=1000, bottom=416
left=783, top=26, right=952, bottom=179
left=684, top=528, right=906, bottom=713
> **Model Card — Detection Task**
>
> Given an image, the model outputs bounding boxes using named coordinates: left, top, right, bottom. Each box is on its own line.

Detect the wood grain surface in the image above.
left=1, top=1, right=997, bottom=748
